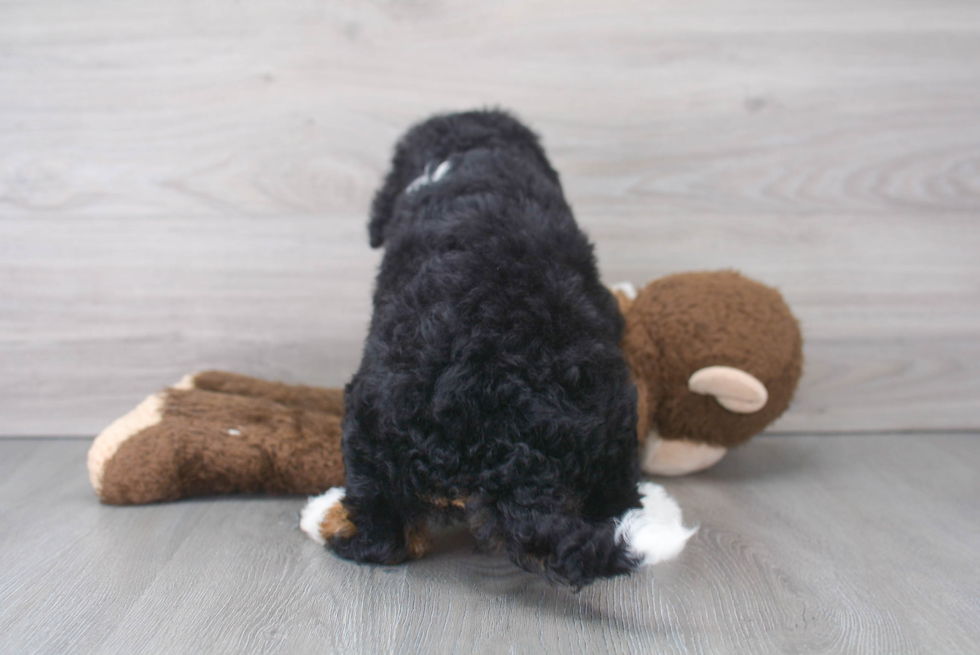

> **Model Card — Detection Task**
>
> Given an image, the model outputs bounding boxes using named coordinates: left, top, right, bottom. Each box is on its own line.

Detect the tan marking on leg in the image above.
left=319, top=502, right=357, bottom=541
left=405, top=525, right=431, bottom=560
left=426, top=495, right=468, bottom=510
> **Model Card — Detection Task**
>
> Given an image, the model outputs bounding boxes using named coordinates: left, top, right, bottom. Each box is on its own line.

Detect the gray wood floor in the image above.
left=1, top=435, right=977, bottom=654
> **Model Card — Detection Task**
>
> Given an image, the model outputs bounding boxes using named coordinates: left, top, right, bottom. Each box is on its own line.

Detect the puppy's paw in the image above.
left=615, top=482, right=696, bottom=566
left=300, top=487, right=355, bottom=545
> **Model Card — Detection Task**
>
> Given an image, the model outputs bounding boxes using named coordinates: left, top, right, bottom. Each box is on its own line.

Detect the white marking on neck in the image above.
left=405, top=160, right=452, bottom=194
left=432, top=159, right=451, bottom=182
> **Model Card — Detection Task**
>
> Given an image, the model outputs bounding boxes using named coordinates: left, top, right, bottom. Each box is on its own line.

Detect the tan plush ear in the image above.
left=688, top=366, right=768, bottom=414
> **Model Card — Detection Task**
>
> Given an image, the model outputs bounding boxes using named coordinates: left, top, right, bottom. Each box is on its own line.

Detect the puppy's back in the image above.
left=328, top=111, right=690, bottom=587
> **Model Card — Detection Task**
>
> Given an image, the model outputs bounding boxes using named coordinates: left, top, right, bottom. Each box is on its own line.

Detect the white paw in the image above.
left=300, top=487, right=346, bottom=545
left=615, top=482, right=696, bottom=566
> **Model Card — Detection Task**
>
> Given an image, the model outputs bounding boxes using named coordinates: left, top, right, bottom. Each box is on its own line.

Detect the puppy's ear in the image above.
left=367, top=211, right=387, bottom=249
left=368, top=169, right=401, bottom=248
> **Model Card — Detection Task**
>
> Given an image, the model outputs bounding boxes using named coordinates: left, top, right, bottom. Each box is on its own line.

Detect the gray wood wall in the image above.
left=2, top=0, right=979, bottom=436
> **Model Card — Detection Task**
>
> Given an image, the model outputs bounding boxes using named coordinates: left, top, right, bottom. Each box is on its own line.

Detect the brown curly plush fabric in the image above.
left=93, top=372, right=345, bottom=505
left=621, top=271, right=803, bottom=448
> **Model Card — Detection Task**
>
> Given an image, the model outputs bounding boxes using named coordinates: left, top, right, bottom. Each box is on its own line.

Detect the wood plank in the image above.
left=2, top=214, right=977, bottom=435
left=2, top=3, right=980, bottom=221
left=0, top=435, right=977, bottom=653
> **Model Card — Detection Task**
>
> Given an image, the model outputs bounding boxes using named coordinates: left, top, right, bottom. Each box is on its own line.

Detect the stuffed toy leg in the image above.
left=88, top=371, right=345, bottom=504
left=89, top=270, right=803, bottom=505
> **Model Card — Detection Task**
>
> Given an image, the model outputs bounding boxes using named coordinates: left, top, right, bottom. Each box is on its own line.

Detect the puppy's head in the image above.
left=368, top=109, right=559, bottom=248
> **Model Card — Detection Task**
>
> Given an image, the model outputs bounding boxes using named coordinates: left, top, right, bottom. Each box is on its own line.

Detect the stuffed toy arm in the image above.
left=87, top=371, right=346, bottom=504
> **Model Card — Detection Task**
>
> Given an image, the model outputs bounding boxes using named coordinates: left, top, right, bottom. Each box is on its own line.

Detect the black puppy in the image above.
left=302, top=110, right=692, bottom=587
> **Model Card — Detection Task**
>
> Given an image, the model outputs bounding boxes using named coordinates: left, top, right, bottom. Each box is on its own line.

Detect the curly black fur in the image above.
left=331, top=110, right=644, bottom=587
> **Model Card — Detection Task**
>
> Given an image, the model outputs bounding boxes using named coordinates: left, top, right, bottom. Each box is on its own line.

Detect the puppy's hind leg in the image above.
left=302, top=474, right=429, bottom=565
left=481, top=484, right=694, bottom=588
left=486, top=497, right=631, bottom=588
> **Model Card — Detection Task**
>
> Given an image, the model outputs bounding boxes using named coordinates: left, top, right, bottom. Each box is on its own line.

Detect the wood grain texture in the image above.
left=2, top=0, right=980, bottom=435
left=1, top=435, right=977, bottom=654
left=2, top=214, right=977, bottom=435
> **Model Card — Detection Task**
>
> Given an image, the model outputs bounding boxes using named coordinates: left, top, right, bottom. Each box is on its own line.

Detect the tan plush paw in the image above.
left=90, top=371, right=347, bottom=505
left=87, top=373, right=202, bottom=502
left=641, top=433, right=727, bottom=476
left=87, top=391, right=167, bottom=498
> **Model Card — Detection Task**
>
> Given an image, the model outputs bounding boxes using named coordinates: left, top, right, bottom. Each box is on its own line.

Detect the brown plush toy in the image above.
left=87, top=371, right=346, bottom=504
left=88, top=270, right=802, bottom=505
left=613, top=270, right=803, bottom=476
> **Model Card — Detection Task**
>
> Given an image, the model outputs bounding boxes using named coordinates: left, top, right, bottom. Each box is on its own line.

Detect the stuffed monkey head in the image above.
left=614, top=271, right=803, bottom=476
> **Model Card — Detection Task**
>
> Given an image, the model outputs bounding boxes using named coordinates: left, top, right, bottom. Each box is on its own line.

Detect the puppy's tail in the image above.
left=480, top=482, right=695, bottom=588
